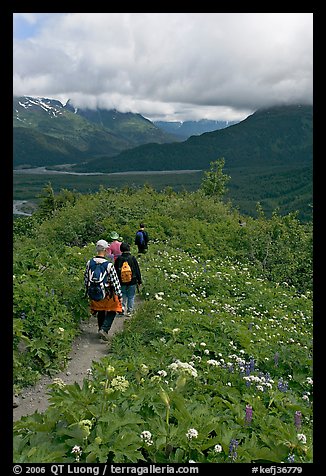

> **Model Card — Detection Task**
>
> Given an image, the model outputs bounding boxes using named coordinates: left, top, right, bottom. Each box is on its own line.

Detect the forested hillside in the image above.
left=13, top=185, right=312, bottom=463
left=75, top=105, right=312, bottom=173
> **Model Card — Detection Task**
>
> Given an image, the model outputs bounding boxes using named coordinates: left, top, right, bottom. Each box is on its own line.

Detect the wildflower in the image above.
left=140, top=364, right=149, bottom=375
left=297, top=433, right=307, bottom=444
left=287, top=454, right=295, bottom=463
left=306, top=377, right=313, bottom=385
left=186, top=428, right=198, bottom=440
left=110, top=376, right=129, bottom=392
left=168, top=360, right=198, bottom=378
left=214, top=444, right=223, bottom=453
left=172, top=328, right=180, bottom=334
left=277, top=378, right=288, bottom=392
left=86, top=368, right=93, bottom=376
left=140, top=430, right=153, bottom=446
left=157, top=370, right=167, bottom=377
left=249, top=357, right=255, bottom=372
left=52, top=378, right=65, bottom=388
left=207, top=359, right=219, bottom=366
left=106, top=365, right=115, bottom=376
left=294, top=411, right=302, bottom=429
left=274, top=352, right=279, bottom=366
left=78, top=420, right=93, bottom=439
left=245, top=405, right=253, bottom=425
left=71, top=445, right=82, bottom=461
left=228, top=439, right=238, bottom=461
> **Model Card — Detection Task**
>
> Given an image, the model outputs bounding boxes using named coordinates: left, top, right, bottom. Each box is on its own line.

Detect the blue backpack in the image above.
left=135, top=230, right=145, bottom=246
left=86, top=259, right=110, bottom=301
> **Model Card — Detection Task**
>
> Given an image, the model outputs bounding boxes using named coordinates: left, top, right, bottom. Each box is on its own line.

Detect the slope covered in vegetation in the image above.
left=13, top=185, right=313, bottom=463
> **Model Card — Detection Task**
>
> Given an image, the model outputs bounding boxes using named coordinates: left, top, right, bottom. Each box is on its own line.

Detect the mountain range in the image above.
left=71, top=104, right=312, bottom=221
left=13, top=96, right=180, bottom=167
left=73, top=104, right=312, bottom=173
left=153, top=118, right=239, bottom=139
left=13, top=96, right=241, bottom=168
left=13, top=97, right=313, bottom=221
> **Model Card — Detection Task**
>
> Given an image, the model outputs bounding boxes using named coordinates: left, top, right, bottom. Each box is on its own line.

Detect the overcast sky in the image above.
left=13, top=13, right=313, bottom=122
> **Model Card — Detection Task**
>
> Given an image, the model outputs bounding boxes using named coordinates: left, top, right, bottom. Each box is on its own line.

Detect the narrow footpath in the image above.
left=13, top=303, right=138, bottom=422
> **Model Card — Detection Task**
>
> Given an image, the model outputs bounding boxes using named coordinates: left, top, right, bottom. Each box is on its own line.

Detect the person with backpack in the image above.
left=114, top=242, right=142, bottom=317
left=84, top=239, right=122, bottom=341
left=135, top=223, right=149, bottom=254
left=107, top=231, right=123, bottom=261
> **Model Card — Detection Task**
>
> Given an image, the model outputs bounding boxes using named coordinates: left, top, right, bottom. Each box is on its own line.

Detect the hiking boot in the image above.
left=98, top=329, right=109, bottom=341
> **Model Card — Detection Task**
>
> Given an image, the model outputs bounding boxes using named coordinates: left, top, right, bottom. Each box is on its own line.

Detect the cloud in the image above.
left=13, top=13, right=313, bottom=121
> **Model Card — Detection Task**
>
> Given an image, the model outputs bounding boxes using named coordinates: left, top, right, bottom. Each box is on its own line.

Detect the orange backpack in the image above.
left=121, top=259, right=132, bottom=283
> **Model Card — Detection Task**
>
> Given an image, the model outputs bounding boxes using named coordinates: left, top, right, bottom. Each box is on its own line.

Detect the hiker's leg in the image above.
left=121, top=285, right=128, bottom=314
left=102, top=311, right=116, bottom=332
left=126, top=284, right=136, bottom=313
left=97, top=311, right=106, bottom=331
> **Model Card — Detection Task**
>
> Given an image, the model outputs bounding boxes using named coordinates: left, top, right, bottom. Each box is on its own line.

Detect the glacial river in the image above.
left=13, top=168, right=202, bottom=215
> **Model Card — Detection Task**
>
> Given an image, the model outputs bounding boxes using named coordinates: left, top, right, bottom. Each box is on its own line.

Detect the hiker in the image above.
left=84, top=239, right=122, bottom=341
left=135, top=223, right=149, bottom=254
left=114, top=242, right=142, bottom=317
left=107, top=231, right=123, bottom=261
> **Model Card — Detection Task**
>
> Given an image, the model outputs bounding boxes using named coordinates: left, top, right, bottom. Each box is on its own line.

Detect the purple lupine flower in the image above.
left=248, top=322, right=254, bottom=330
left=228, top=439, right=238, bottom=462
left=277, top=378, right=288, bottom=392
left=294, top=411, right=302, bottom=429
left=245, top=405, right=253, bottom=425
left=287, top=454, right=295, bottom=463
left=249, top=358, right=255, bottom=372
left=245, top=363, right=251, bottom=376
left=274, top=352, right=279, bottom=366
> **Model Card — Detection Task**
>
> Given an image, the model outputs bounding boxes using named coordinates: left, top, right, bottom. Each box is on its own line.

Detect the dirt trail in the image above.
left=13, top=306, right=136, bottom=422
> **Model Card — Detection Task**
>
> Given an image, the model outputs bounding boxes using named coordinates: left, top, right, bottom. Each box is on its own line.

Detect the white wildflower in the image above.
left=140, top=430, right=153, bottom=446
left=52, top=378, right=65, bottom=388
left=297, top=434, right=307, bottom=444
left=207, top=359, right=219, bottom=366
left=157, top=370, right=167, bottom=377
left=186, top=428, right=198, bottom=440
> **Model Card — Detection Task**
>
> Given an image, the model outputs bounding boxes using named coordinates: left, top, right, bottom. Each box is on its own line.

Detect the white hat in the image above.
left=96, top=239, right=109, bottom=251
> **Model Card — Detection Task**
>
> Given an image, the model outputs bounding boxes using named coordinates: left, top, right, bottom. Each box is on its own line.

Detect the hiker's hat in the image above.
left=110, top=231, right=119, bottom=240
left=96, top=239, right=109, bottom=251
